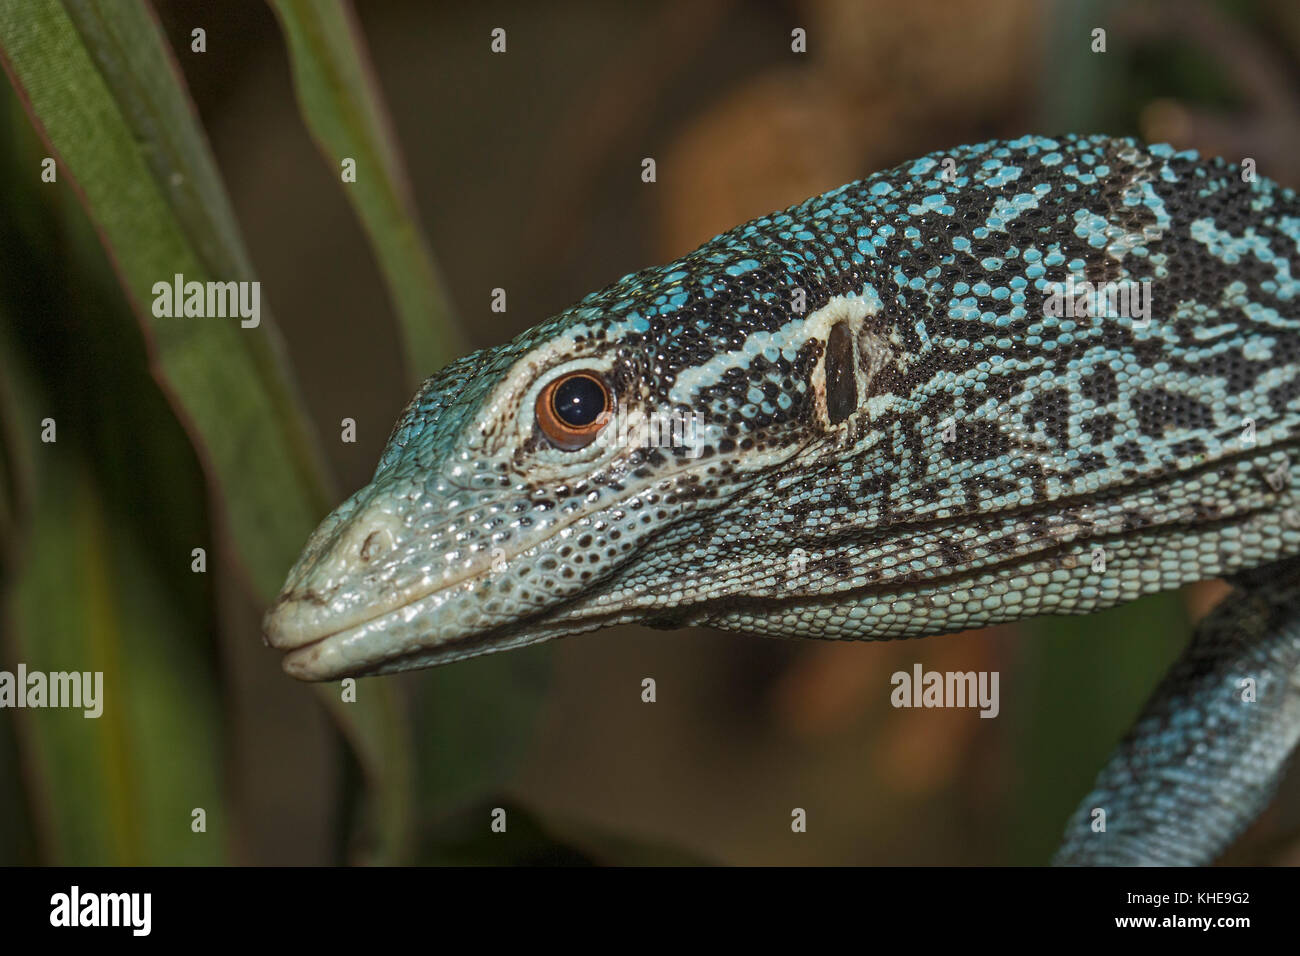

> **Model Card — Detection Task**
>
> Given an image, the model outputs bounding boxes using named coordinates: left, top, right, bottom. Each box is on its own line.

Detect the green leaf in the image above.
left=0, top=294, right=228, bottom=863
left=1009, top=594, right=1188, bottom=864
left=4, top=0, right=335, bottom=590
left=0, top=317, right=40, bottom=867
left=413, top=644, right=553, bottom=812
left=9, top=465, right=229, bottom=864
left=0, top=0, right=413, bottom=863
left=268, top=0, right=551, bottom=837
left=319, top=680, right=414, bottom=863
left=270, top=0, right=465, bottom=386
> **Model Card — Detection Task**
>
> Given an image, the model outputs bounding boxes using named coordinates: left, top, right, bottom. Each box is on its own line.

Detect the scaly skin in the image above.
left=265, top=134, right=1300, bottom=863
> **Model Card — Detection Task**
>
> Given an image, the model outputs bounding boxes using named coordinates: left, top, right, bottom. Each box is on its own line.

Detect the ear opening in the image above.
left=824, top=320, right=858, bottom=425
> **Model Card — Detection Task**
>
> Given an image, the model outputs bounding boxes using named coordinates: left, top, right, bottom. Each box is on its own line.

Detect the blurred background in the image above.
left=1, top=0, right=1299, bottom=865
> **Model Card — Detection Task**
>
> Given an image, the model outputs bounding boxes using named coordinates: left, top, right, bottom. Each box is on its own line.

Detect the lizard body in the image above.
left=265, top=134, right=1300, bottom=864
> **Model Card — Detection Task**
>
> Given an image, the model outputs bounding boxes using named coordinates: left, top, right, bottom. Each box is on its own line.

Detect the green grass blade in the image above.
left=9, top=465, right=229, bottom=864
left=1010, top=594, right=1188, bottom=864
left=0, top=308, right=229, bottom=864
left=270, top=0, right=464, bottom=385
left=0, top=0, right=413, bottom=864
left=0, top=0, right=330, bottom=589
left=268, top=0, right=552, bottom=834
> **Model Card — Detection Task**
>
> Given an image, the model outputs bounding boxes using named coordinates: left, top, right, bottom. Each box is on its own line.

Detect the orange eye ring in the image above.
left=536, top=371, right=613, bottom=450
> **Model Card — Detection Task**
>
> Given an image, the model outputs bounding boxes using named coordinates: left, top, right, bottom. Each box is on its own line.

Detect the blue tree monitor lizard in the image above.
left=265, top=134, right=1300, bottom=865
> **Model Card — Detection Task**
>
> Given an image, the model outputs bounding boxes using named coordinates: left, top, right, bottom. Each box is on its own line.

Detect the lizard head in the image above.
left=266, top=134, right=1300, bottom=681
left=263, top=245, right=855, bottom=680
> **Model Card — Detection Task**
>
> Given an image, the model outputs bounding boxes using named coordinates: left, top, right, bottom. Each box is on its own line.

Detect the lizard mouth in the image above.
left=266, top=568, right=617, bottom=680
left=277, top=617, right=503, bottom=680
left=265, top=572, right=503, bottom=679
left=267, top=558, right=651, bottom=680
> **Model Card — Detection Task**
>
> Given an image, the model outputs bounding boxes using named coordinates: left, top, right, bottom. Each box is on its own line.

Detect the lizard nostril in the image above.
left=359, top=529, right=394, bottom=562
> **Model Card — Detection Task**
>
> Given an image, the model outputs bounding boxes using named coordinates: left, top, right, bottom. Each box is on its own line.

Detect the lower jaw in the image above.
left=280, top=629, right=495, bottom=680
left=278, top=617, right=507, bottom=680
left=277, top=600, right=647, bottom=681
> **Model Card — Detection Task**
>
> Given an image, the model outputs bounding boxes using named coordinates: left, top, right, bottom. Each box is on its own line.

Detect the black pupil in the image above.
left=552, top=375, right=606, bottom=427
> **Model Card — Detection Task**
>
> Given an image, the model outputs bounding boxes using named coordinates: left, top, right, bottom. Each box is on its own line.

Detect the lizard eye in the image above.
left=536, top=371, right=613, bottom=450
